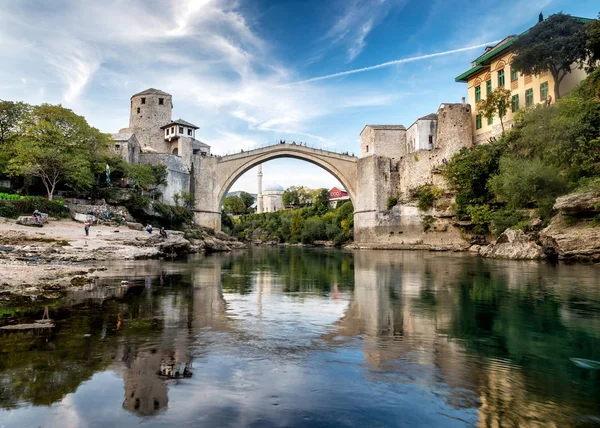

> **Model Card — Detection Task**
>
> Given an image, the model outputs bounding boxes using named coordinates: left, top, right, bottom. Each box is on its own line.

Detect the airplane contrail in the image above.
left=292, top=41, right=501, bottom=84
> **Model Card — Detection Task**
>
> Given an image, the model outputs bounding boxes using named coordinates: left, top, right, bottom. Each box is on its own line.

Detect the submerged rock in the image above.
left=479, top=228, right=545, bottom=260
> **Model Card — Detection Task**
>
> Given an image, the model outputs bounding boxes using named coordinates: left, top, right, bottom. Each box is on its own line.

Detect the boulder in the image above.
left=126, top=222, right=144, bottom=231
left=540, top=214, right=600, bottom=261
left=554, top=192, right=600, bottom=216
left=479, top=228, right=545, bottom=260
left=146, top=234, right=191, bottom=255
left=17, top=214, right=48, bottom=226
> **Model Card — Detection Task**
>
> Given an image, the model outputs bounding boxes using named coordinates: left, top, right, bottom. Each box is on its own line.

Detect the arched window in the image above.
left=172, top=147, right=178, bottom=156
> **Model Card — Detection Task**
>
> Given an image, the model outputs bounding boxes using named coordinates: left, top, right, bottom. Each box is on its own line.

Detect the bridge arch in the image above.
left=192, top=144, right=358, bottom=231
left=217, top=147, right=358, bottom=207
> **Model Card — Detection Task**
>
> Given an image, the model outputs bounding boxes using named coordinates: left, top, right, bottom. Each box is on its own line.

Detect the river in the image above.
left=0, top=248, right=599, bottom=427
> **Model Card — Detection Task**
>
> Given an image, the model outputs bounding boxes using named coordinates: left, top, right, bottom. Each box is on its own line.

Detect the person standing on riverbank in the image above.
left=84, top=221, right=90, bottom=236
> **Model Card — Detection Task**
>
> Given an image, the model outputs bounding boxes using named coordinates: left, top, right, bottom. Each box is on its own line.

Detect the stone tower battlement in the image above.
left=125, top=88, right=173, bottom=153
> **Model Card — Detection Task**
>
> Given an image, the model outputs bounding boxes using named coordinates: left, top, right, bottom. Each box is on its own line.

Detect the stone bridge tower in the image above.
left=122, top=88, right=173, bottom=153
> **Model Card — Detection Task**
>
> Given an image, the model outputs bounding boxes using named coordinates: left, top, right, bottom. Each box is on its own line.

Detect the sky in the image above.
left=0, top=0, right=597, bottom=193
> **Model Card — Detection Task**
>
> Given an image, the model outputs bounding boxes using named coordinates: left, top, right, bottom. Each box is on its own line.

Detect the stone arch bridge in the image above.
left=191, top=143, right=358, bottom=231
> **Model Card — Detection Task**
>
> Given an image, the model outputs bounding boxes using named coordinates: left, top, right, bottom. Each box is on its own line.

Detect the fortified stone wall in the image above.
left=354, top=102, right=473, bottom=249
left=140, top=153, right=190, bottom=205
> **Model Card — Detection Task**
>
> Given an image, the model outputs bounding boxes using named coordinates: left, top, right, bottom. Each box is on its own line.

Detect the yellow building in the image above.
left=456, top=17, right=591, bottom=144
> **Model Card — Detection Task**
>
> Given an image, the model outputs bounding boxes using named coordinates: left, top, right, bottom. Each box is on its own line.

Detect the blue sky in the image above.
left=0, top=0, right=597, bottom=193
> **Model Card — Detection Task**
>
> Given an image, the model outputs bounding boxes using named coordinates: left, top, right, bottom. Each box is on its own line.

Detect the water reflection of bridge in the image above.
left=82, top=251, right=598, bottom=425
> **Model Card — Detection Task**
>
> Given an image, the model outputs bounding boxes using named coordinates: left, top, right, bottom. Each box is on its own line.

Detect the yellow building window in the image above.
left=486, top=80, right=492, bottom=95
left=476, top=114, right=482, bottom=130
left=475, top=85, right=481, bottom=102
left=511, top=94, right=519, bottom=113
left=510, top=66, right=518, bottom=81
left=487, top=115, right=493, bottom=125
left=540, top=82, right=549, bottom=102
left=526, top=88, right=534, bottom=107
left=498, top=69, right=505, bottom=87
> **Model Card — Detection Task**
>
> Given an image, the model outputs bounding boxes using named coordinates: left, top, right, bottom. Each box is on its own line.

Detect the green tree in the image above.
left=511, top=13, right=587, bottom=100
left=126, top=164, right=158, bottom=190
left=7, top=104, right=110, bottom=200
left=586, top=13, right=600, bottom=71
left=282, top=186, right=301, bottom=206
left=0, top=100, right=30, bottom=146
left=477, top=87, right=511, bottom=135
left=239, top=191, right=255, bottom=213
left=223, top=195, right=246, bottom=215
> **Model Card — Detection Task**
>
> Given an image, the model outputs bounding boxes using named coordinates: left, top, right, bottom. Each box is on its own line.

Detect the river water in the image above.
left=0, top=248, right=599, bottom=427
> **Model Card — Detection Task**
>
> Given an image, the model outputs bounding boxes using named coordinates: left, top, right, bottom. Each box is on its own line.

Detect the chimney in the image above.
left=461, top=97, right=466, bottom=104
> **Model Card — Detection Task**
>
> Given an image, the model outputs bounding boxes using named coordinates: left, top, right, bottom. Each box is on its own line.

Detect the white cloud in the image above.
left=323, top=0, right=403, bottom=61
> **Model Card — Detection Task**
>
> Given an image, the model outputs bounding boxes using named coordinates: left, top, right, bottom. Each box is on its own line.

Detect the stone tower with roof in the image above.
left=121, top=88, right=173, bottom=153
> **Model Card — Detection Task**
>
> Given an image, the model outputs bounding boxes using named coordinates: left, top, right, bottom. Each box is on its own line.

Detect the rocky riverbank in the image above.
left=0, top=217, right=245, bottom=298
left=476, top=192, right=600, bottom=262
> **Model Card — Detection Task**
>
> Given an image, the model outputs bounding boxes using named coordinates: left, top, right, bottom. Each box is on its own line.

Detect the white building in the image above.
left=262, top=183, right=285, bottom=213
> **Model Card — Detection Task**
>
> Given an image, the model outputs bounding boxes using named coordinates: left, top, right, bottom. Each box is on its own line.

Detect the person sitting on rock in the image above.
left=146, top=224, right=153, bottom=234
left=160, top=227, right=168, bottom=238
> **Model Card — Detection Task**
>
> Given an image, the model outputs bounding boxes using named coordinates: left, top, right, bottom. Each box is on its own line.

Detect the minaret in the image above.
left=257, top=164, right=264, bottom=213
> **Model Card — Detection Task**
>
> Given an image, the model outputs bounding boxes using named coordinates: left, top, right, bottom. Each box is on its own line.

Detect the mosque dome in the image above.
left=263, top=183, right=284, bottom=192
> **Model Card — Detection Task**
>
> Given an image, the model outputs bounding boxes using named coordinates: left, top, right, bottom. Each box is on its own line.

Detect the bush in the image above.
left=442, top=141, right=505, bottom=216
left=301, top=218, right=327, bottom=244
left=490, top=209, right=530, bottom=235
left=410, top=184, right=442, bottom=211
left=488, top=157, right=568, bottom=220
left=0, top=201, right=18, bottom=218
left=387, top=196, right=398, bottom=210
left=11, top=196, right=69, bottom=218
left=467, top=204, right=493, bottom=235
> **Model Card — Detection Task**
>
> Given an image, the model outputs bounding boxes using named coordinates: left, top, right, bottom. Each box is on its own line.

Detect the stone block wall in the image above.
left=140, top=153, right=190, bottom=205
left=360, top=126, right=406, bottom=159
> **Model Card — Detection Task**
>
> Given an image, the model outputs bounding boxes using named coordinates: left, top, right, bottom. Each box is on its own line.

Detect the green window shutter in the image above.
left=476, top=114, right=482, bottom=129
left=475, top=85, right=481, bottom=102
left=511, top=94, right=519, bottom=112
left=488, top=115, right=493, bottom=125
left=526, top=88, right=533, bottom=106
left=498, top=69, right=505, bottom=87
left=540, top=82, right=548, bottom=102
left=486, top=80, right=492, bottom=95
left=511, top=66, right=518, bottom=81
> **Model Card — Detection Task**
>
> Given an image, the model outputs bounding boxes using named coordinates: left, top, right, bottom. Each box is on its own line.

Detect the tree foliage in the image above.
left=477, top=87, right=511, bottom=135
left=443, top=69, right=600, bottom=234
left=6, top=104, right=111, bottom=200
left=228, top=200, right=354, bottom=246
left=511, top=13, right=587, bottom=100
left=223, top=195, right=246, bottom=215
left=585, top=13, right=600, bottom=71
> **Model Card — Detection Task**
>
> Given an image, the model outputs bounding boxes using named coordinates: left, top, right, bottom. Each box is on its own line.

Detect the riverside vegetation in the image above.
left=223, top=190, right=354, bottom=246
left=439, top=68, right=600, bottom=237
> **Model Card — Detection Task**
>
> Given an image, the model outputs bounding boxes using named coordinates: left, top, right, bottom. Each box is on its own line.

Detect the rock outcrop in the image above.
left=479, top=228, right=545, bottom=260
left=553, top=192, right=600, bottom=216
left=540, top=214, right=600, bottom=261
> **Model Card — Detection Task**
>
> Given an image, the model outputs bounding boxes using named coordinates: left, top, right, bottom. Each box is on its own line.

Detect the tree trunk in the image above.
left=499, top=115, right=505, bottom=136
left=552, top=68, right=564, bottom=101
